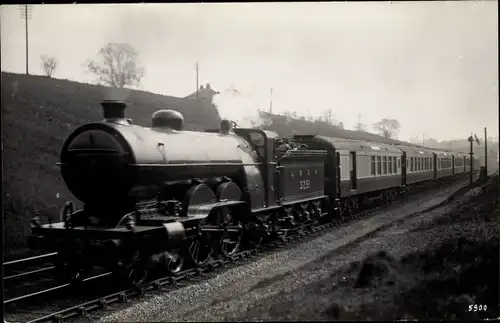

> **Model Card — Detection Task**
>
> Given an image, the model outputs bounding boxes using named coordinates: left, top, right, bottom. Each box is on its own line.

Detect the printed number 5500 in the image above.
left=469, top=304, right=487, bottom=312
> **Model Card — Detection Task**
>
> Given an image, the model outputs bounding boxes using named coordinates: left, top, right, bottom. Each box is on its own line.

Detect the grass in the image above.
left=333, top=175, right=499, bottom=320
left=1, top=72, right=221, bottom=256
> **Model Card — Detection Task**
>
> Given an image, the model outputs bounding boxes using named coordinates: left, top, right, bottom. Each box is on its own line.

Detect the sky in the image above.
left=1, top=2, right=498, bottom=142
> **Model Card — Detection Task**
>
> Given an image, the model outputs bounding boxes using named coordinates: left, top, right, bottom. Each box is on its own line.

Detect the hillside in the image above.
left=1, top=72, right=221, bottom=255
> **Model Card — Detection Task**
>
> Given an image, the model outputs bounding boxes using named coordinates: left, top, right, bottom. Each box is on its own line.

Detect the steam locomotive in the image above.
left=28, top=101, right=478, bottom=286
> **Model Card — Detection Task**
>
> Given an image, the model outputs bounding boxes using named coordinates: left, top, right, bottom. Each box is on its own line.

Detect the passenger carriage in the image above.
left=431, top=150, right=454, bottom=179
left=292, top=135, right=403, bottom=201
left=394, top=144, right=434, bottom=186
left=464, top=153, right=471, bottom=173
left=453, top=152, right=467, bottom=174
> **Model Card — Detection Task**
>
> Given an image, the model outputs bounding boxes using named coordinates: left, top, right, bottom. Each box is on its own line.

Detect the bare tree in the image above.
left=322, top=109, right=334, bottom=125
left=373, top=118, right=401, bottom=139
left=85, top=43, right=145, bottom=88
left=40, top=55, right=58, bottom=78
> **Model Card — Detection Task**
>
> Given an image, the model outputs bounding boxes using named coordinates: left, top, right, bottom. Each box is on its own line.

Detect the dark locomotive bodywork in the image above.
left=60, top=122, right=247, bottom=207
left=28, top=100, right=480, bottom=286
left=30, top=101, right=329, bottom=283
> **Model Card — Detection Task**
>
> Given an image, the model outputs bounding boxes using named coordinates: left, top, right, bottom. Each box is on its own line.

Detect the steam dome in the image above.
left=152, top=109, right=184, bottom=131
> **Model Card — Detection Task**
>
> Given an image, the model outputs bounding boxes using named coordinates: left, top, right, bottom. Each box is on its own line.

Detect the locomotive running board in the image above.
left=31, top=222, right=164, bottom=240
left=186, top=200, right=246, bottom=220
left=280, top=195, right=328, bottom=206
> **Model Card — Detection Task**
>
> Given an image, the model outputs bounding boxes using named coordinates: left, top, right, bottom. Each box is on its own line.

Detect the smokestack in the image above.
left=101, top=100, right=127, bottom=120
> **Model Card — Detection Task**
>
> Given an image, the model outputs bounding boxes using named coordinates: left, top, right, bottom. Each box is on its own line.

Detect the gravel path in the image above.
left=99, top=181, right=468, bottom=322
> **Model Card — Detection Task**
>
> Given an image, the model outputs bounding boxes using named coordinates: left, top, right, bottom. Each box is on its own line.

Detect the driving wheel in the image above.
left=187, top=219, right=214, bottom=267
left=218, top=207, right=244, bottom=258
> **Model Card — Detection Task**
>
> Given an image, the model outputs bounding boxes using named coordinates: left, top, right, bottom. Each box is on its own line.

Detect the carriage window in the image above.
left=410, top=157, right=414, bottom=172
left=398, top=158, right=401, bottom=169
left=377, top=156, right=382, bottom=174
left=393, top=157, right=397, bottom=173
left=371, top=156, right=376, bottom=175
left=388, top=157, right=392, bottom=174
left=383, top=157, right=387, bottom=174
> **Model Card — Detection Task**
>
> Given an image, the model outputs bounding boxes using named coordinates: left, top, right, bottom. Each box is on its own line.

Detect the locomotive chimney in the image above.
left=101, top=100, right=127, bottom=120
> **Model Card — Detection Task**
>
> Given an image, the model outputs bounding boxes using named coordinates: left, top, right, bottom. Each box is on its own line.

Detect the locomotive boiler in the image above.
left=29, top=100, right=328, bottom=285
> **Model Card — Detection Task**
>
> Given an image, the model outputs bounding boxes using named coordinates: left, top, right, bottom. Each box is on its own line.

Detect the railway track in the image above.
left=4, top=253, right=58, bottom=282
left=3, top=176, right=473, bottom=323
left=5, top=208, right=382, bottom=323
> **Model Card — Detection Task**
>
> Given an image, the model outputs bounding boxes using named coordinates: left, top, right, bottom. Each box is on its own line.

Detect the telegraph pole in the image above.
left=19, top=5, right=33, bottom=75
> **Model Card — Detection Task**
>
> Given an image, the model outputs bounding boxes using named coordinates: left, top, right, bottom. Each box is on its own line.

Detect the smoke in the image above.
left=101, top=86, right=131, bottom=101
left=213, top=89, right=273, bottom=129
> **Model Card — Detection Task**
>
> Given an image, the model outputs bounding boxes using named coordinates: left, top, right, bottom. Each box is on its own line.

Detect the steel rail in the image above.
left=4, top=266, right=56, bottom=281
left=4, top=272, right=112, bottom=305
left=4, top=253, right=58, bottom=267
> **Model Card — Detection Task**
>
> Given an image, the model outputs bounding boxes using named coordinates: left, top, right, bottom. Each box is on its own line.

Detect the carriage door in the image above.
left=401, top=152, right=407, bottom=186
left=349, top=152, right=357, bottom=190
